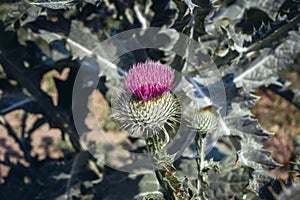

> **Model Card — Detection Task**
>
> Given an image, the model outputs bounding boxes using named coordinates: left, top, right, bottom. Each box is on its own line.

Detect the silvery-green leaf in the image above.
left=249, top=170, right=273, bottom=194
left=0, top=93, right=38, bottom=114
left=238, top=138, right=280, bottom=170
left=95, top=168, right=158, bottom=200
left=208, top=155, right=253, bottom=200
left=207, top=0, right=286, bottom=27
left=35, top=152, right=100, bottom=199
left=4, top=1, right=41, bottom=30
left=214, top=76, right=279, bottom=172
left=251, top=0, right=286, bottom=20
left=172, top=0, right=211, bottom=40
left=221, top=86, right=272, bottom=143
left=136, top=172, right=159, bottom=194
left=209, top=168, right=252, bottom=199
left=206, top=0, right=299, bottom=67
left=176, top=158, right=198, bottom=180
left=28, top=0, right=78, bottom=9
left=17, top=27, right=52, bottom=57
left=233, top=27, right=300, bottom=91
left=133, top=0, right=153, bottom=28
left=38, top=20, right=100, bottom=59
left=183, top=0, right=197, bottom=12
left=135, top=192, right=165, bottom=200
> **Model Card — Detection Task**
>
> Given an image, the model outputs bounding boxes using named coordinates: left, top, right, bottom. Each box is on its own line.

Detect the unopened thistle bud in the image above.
left=112, top=61, right=181, bottom=138
left=190, top=106, right=219, bottom=135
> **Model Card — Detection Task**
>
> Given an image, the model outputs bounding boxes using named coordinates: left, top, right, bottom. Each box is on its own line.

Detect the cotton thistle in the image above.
left=190, top=106, right=220, bottom=199
left=112, top=61, right=181, bottom=141
left=112, top=61, right=195, bottom=199
left=190, top=106, right=219, bottom=135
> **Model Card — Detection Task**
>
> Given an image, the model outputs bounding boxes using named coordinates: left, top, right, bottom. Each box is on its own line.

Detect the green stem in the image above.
left=195, top=133, right=209, bottom=200
left=155, top=168, right=176, bottom=200
left=145, top=134, right=187, bottom=199
left=146, top=136, right=173, bottom=198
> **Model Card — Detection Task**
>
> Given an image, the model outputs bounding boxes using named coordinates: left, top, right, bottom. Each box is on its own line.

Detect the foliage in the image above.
left=0, top=0, right=299, bottom=199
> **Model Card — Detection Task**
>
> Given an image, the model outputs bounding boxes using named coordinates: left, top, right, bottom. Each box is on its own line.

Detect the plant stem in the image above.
left=145, top=136, right=174, bottom=198
left=145, top=134, right=196, bottom=200
left=195, top=133, right=209, bottom=200
left=155, top=168, right=177, bottom=199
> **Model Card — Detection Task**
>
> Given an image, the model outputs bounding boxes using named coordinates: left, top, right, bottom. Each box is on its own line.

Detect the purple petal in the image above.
left=126, top=61, right=174, bottom=101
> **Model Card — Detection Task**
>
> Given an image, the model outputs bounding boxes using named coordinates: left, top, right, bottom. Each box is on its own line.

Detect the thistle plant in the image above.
left=190, top=106, right=220, bottom=200
left=112, top=61, right=201, bottom=199
left=112, top=60, right=226, bottom=199
left=1, top=0, right=299, bottom=199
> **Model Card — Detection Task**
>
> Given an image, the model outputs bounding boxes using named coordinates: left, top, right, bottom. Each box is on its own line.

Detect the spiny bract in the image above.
left=112, top=92, right=181, bottom=137
left=190, top=106, right=220, bottom=134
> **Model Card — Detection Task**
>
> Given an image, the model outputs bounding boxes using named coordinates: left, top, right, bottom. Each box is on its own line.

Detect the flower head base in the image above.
left=112, top=91, right=181, bottom=138
left=126, top=61, right=175, bottom=101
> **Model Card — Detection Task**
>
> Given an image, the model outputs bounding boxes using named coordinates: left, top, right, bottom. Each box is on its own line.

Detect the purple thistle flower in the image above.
left=126, top=61, right=175, bottom=101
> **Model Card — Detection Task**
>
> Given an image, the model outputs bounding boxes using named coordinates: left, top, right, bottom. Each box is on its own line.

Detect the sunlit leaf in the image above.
left=38, top=20, right=100, bottom=59
left=4, top=1, right=41, bottom=30
left=233, top=27, right=300, bottom=91
left=28, top=0, right=78, bottom=10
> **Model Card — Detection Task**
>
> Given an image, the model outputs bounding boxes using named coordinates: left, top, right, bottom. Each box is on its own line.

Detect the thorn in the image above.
left=170, top=164, right=176, bottom=171
left=234, top=161, right=240, bottom=168
left=279, top=180, right=286, bottom=191
left=253, top=26, right=257, bottom=33
left=268, top=186, right=278, bottom=199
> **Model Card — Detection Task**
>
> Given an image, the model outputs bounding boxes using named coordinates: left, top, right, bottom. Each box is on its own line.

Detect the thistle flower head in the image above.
left=190, top=106, right=219, bottom=134
left=112, top=61, right=180, bottom=139
left=126, top=61, right=175, bottom=101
